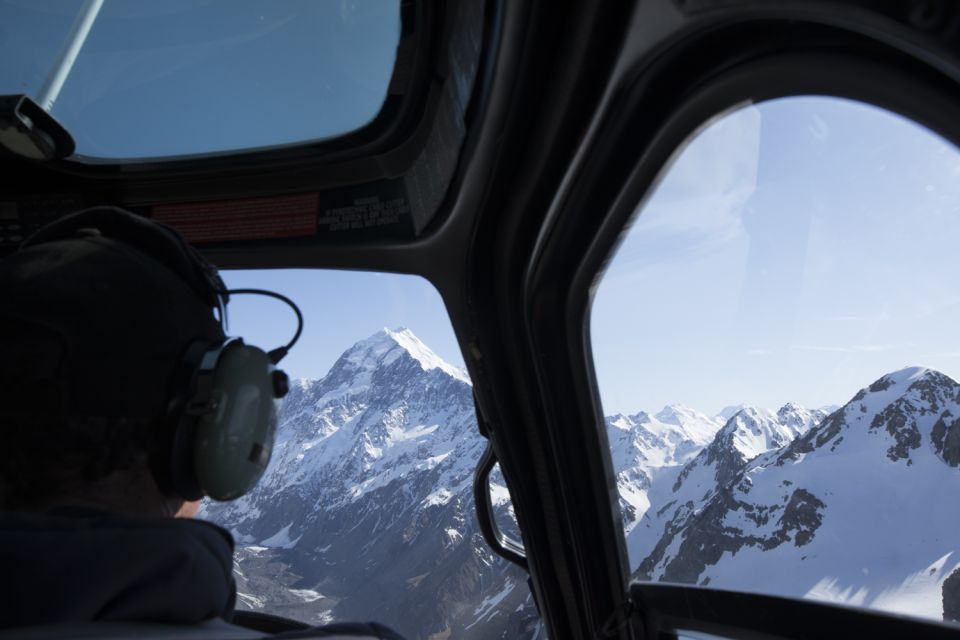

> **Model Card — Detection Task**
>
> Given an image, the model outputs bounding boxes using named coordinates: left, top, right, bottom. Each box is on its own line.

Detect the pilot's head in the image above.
left=0, top=207, right=280, bottom=517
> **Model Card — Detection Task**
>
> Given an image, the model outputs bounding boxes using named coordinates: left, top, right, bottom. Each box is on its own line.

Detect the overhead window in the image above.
left=0, top=0, right=401, bottom=159
left=591, top=96, right=960, bottom=624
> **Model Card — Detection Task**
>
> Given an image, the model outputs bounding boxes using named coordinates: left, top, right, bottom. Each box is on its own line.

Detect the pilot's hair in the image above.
left=0, top=322, right=156, bottom=510
left=1, top=394, right=157, bottom=510
left=0, top=321, right=168, bottom=512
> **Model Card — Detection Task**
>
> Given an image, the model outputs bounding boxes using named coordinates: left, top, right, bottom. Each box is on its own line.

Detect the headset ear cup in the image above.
left=194, top=341, right=280, bottom=501
left=21, top=206, right=226, bottom=310
left=159, top=339, right=281, bottom=502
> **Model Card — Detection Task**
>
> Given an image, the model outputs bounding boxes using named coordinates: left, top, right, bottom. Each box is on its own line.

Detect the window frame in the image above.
left=0, top=0, right=490, bottom=262
left=522, top=20, right=960, bottom=640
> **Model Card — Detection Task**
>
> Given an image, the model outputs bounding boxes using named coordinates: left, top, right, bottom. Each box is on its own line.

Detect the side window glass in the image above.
left=201, top=270, right=540, bottom=638
left=592, top=97, right=960, bottom=624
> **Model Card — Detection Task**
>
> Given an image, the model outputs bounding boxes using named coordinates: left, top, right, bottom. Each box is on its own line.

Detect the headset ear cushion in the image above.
left=194, top=341, right=279, bottom=501
left=160, top=340, right=223, bottom=502
left=21, top=206, right=225, bottom=309
left=169, top=413, right=204, bottom=502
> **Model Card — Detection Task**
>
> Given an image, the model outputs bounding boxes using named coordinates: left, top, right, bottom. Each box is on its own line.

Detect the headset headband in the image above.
left=22, top=206, right=228, bottom=314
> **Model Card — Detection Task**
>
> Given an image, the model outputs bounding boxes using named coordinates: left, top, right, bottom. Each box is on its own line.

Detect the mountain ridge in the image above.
left=632, top=366, right=960, bottom=621
left=204, top=327, right=960, bottom=631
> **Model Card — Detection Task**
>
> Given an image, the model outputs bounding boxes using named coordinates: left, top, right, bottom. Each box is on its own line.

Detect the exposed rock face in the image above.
left=639, top=490, right=745, bottom=584
left=636, top=481, right=826, bottom=584
left=870, top=400, right=922, bottom=462
left=768, top=488, right=824, bottom=548
left=943, top=566, right=960, bottom=622
left=932, top=410, right=960, bottom=467
left=632, top=367, right=960, bottom=622
left=630, top=406, right=818, bottom=582
left=672, top=405, right=825, bottom=494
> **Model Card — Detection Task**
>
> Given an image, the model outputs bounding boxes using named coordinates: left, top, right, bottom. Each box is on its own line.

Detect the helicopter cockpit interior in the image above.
left=5, top=1, right=960, bottom=638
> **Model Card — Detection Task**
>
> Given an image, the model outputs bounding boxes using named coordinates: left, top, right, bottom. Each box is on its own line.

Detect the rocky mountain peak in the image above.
left=608, top=414, right=634, bottom=431
left=846, top=366, right=958, bottom=414
left=656, top=403, right=701, bottom=425
left=776, top=402, right=826, bottom=437
left=335, top=327, right=470, bottom=384
left=653, top=404, right=721, bottom=445
left=672, top=405, right=814, bottom=495
left=777, top=401, right=802, bottom=416
left=631, top=410, right=654, bottom=423
left=713, top=405, right=819, bottom=461
left=716, top=404, right=748, bottom=422
left=779, top=367, right=960, bottom=466
left=874, top=364, right=936, bottom=386
left=291, top=328, right=471, bottom=412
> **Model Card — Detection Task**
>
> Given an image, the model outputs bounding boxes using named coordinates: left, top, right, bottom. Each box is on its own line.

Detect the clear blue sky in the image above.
left=6, top=5, right=960, bottom=417
left=592, top=97, right=960, bottom=415
left=220, top=269, right=466, bottom=381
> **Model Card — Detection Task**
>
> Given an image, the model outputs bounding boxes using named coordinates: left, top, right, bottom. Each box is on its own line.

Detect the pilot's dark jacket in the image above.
left=0, top=507, right=403, bottom=639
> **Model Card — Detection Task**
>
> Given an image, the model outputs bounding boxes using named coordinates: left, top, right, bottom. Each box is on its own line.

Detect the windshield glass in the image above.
left=592, top=96, right=960, bottom=624
left=201, top=269, right=542, bottom=638
left=0, top=0, right=400, bottom=160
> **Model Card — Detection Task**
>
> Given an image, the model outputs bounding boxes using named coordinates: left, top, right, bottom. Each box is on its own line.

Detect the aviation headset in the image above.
left=14, top=207, right=301, bottom=502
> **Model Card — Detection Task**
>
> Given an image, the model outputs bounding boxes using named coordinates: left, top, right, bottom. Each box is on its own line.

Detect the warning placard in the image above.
left=152, top=193, right=318, bottom=243
left=318, top=195, right=410, bottom=232
left=314, top=179, right=414, bottom=239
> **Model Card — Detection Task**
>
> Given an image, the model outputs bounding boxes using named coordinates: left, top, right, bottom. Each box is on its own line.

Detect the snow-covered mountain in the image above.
left=202, top=328, right=539, bottom=640
left=624, top=402, right=826, bottom=565
left=606, top=406, right=723, bottom=533
left=633, top=367, right=960, bottom=622
left=676, top=403, right=825, bottom=496
left=202, top=326, right=960, bottom=631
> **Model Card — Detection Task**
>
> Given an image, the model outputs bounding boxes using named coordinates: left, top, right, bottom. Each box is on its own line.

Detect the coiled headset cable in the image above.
left=223, top=288, right=303, bottom=365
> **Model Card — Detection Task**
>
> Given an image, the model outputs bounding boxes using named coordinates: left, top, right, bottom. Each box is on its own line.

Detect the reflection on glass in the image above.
left=0, top=0, right=401, bottom=159
left=592, top=97, right=960, bottom=624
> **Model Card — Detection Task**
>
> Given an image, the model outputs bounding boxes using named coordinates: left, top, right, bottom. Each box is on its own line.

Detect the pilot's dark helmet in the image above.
left=0, top=207, right=227, bottom=510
